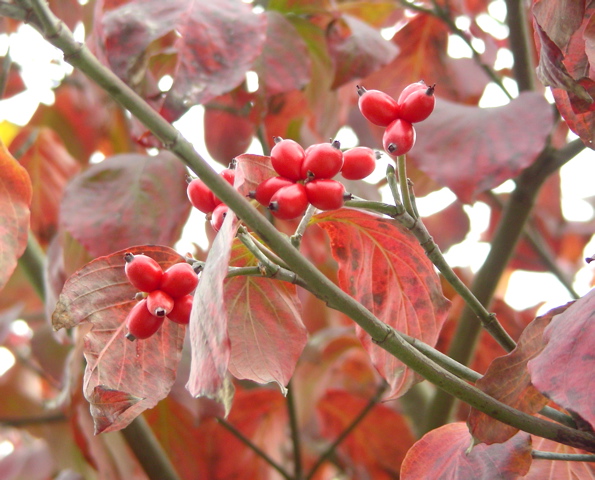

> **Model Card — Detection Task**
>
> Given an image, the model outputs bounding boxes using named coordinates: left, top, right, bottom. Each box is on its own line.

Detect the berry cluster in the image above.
left=186, top=139, right=380, bottom=224
left=123, top=253, right=199, bottom=340
left=249, top=138, right=379, bottom=220
left=356, top=81, right=436, bottom=157
left=186, top=168, right=235, bottom=231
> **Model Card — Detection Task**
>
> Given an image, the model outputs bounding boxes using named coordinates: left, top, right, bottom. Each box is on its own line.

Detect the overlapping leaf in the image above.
left=317, top=389, right=415, bottom=478
left=224, top=239, right=307, bottom=394
left=0, top=141, right=31, bottom=292
left=400, top=423, right=532, bottom=479
left=60, top=152, right=190, bottom=258
left=410, top=92, right=555, bottom=203
left=467, top=304, right=572, bottom=445
left=186, top=213, right=237, bottom=412
left=92, top=0, right=267, bottom=122
left=527, top=289, right=595, bottom=430
left=313, top=209, right=451, bottom=399
left=52, top=245, right=186, bottom=433
left=233, top=153, right=275, bottom=197
left=10, top=127, right=81, bottom=247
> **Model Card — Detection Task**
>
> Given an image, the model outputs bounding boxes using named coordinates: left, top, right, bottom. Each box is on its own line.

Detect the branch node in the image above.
left=372, top=325, right=393, bottom=345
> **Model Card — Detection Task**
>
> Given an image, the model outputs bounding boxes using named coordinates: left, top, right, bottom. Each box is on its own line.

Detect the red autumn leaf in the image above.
left=92, top=0, right=267, bottom=122
left=316, top=389, right=415, bottom=479
left=467, top=304, right=571, bottom=445
left=233, top=153, right=275, bottom=198
left=401, top=423, right=532, bottom=479
left=527, top=289, right=595, bottom=430
left=186, top=213, right=237, bottom=412
left=10, top=127, right=81, bottom=247
left=254, top=10, right=311, bottom=96
left=409, top=92, right=555, bottom=203
left=60, top=152, right=191, bottom=258
left=51, top=245, right=186, bottom=433
left=224, top=238, right=307, bottom=393
left=263, top=89, right=310, bottom=141
left=1, top=61, right=26, bottom=99
left=0, top=428, right=54, bottom=480
left=313, top=209, right=451, bottom=399
left=524, top=436, right=595, bottom=479
left=327, top=14, right=398, bottom=89
left=361, top=13, right=490, bottom=105
left=0, top=141, right=31, bottom=292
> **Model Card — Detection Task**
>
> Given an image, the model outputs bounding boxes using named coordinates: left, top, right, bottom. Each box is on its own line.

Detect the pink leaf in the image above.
left=313, top=209, right=450, bottom=399
left=186, top=212, right=238, bottom=413
left=52, top=245, right=186, bottom=433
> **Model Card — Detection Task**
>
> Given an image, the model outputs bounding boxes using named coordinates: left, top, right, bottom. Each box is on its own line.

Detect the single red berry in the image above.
left=160, top=262, right=199, bottom=298
left=250, top=176, right=295, bottom=206
left=125, top=299, right=165, bottom=341
left=269, top=183, right=309, bottom=220
left=270, top=137, right=306, bottom=181
left=220, top=168, right=236, bottom=186
left=340, top=147, right=379, bottom=180
left=187, top=178, right=220, bottom=214
left=124, top=253, right=163, bottom=292
left=356, top=85, right=400, bottom=127
left=210, top=203, right=229, bottom=232
left=305, top=179, right=348, bottom=211
left=398, top=85, right=436, bottom=123
left=397, top=80, right=427, bottom=104
left=167, top=294, right=193, bottom=325
left=146, top=289, right=175, bottom=317
left=300, top=141, right=343, bottom=179
left=382, top=119, right=416, bottom=157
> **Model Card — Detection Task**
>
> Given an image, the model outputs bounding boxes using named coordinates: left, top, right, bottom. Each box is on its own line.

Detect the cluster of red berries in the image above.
left=186, top=139, right=380, bottom=224
left=248, top=138, right=379, bottom=220
left=186, top=168, right=235, bottom=232
left=356, top=81, right=436, bottom=157
left=123, top=253, right=199, bottom=340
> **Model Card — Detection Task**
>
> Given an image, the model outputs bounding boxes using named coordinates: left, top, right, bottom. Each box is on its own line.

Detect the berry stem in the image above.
left=237, top=227, right=282, bottom=277
left=291, top=204, right=317, bottom=249
left=385, top=164, right=403, bottom=210
left=397, top=155, right=416, bottom=219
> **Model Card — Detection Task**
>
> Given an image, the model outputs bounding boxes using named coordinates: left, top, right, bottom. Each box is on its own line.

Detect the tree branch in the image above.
left=19, top=0, right=595, bottom=454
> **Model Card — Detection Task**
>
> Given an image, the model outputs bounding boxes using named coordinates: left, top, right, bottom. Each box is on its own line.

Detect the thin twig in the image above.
left=217, top=417, right=293, bottom=480
left=287, top=383, right=304, bottom=480
left=532, top=451, right=595, bottom=462
left=397, top=155, right=416, bottom=218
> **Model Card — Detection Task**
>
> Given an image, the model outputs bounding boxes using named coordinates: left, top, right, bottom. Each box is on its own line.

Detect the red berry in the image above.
left=125, top=299, right=165, bottom=341
left=397, top=80, right=427, bottom=104
left=167, top=294, right=193, bottom=325
left=124, top=253, right=163, bottom=292
left=270, top=137, right=306, bottom=181
left=269, top=183, right=309, bottom=220
left=187, top=178, right=220, bottom=214
left=340, top=147, right=378, bottom=180
left=250, top=176, right=295, bottom=206
left=146, top=289, right=175, bottom=317
left=161, top=262, right=199, bottom=298
left=399, top=85, right=436, bottom=123
left=382, top=119, right=416, bottom=157
left=356, top=85, right=400, bottom=127
left=220, top=168, right=236, bottom=186
left=305, top=179, right=348, bottom=211
left=210, top=203, right=229, bottom=232
left=300, top=141, right=343, bottom=179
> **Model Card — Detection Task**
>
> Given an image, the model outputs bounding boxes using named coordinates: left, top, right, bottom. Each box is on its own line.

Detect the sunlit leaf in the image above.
left=401, top=423, right=532, bottom=479
left=225, top=239, right=307, bottom=393
left=527, top=289, right=595, bottom=430
left=0, top=141, right=31, bottom=292
left=52, top=245, right=186, bottom=433
left=186, top=212, right=237, bottom=413
left=313, top=209, right=451, bottom=399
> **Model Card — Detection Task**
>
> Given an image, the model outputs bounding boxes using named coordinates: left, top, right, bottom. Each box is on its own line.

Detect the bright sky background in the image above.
left=0, top=0, right=593, bottom=317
